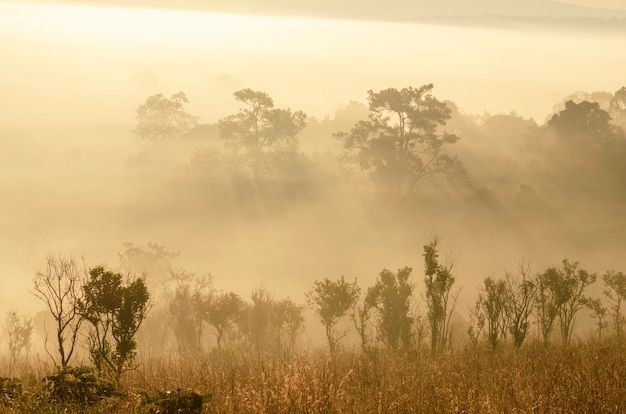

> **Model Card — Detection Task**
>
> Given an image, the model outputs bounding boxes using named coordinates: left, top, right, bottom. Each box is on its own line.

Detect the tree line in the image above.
left=4, top=236, right=626, bottom=385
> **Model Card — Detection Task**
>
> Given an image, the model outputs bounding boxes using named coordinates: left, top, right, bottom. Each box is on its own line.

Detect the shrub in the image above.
left=139, top=388, right=212, bottom=414
left=39, top=366, right=116, bottom=406
left=0, top=377, right=22, bottom=408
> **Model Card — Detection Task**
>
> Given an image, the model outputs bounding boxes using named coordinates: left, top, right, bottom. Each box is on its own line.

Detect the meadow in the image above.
left=3, top=338, right=626, bottom=413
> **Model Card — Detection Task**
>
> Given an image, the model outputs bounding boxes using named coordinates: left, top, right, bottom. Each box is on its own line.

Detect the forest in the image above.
left=1, top=83, right=626, bottom=412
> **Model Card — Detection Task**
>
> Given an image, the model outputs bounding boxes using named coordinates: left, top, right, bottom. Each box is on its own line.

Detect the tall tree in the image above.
left=306, top=276, right=360, bottom=354
left=423, top=237, right=458, bottom=353
left=336, top=84, right=463, bottom=196
left=365, top=267, right=414, bottom=352
left=218, top=89, right=307, bottom=183
left=134, top=92, right=199, bottom=141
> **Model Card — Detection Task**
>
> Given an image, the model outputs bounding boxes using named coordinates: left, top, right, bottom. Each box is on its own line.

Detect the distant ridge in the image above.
left=24, top=0, right=626, bottom=21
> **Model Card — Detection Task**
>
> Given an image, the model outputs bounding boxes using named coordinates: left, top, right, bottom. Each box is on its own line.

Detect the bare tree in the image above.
left=32, top=255, right=86, bottom=368
left=506, top=261, right=537, bottom=350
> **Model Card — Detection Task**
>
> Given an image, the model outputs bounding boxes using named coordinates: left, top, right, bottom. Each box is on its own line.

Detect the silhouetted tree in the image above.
left=218, top=89, right=307, bottom=183
left=134, top=92, right=199, bottom=141
left=270, top=298, right=304, bottom=357
left=475, top=277, right=509, bottom=351
left=169, top=272, right=211, bottom=355
left=202, top=291, right=244, bottom=351
left=32, top=255, right=86, bottom=368
left=239, top=286, right=274, bottom=355
left=423, top=237, right=458, bottom=353
left=336, top=84, right=464, bottom=196
left=4, top=311, right=33, bottom=368
left=505, top=261, right=536, bottom=350
left=80, top=266, right=150, bottom=382
left=602, top=270, right=626, bottom=340
left=366, top=267, right=414, bottom=352
left=536, top=259, right=596, bottom=345
left=587, top=298, right=608, bottom=341
left=306, top=276, right=360, bottom=354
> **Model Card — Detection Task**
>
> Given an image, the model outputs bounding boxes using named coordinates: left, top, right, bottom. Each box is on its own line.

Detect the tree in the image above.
left=118, top=242, right=179, bottom=288
left=602, top=270, right=626, bottom=340
left=4, top=311, right=33, bottom=368
left=505, top=261, right=536, bottom=350
left=202, top=291, right=244, bottom=351
left=218, top=89, right=307, bottom=183
left=169, top=272, right=211, bottom=355
left=548, top=100, right=621, bottom=149
left=80, top=266, right=151, bottom=382
left=239, top=286, right=274, bottom=355
left=270, top=298, right=304, bottom=357
left=423, top=237, right=458, bottom=353
left=306, top=276, right=360, bottom=354
left=351, top=298, right=374, bottom=352
left=587, top=298, right=608, bottom=341
left=365, top=267, right=414, bottom=352
left=134, top=92, right=199, bottom=141
left=536, top=259, right=596, bottom=345
left=336, top=84, right=463, bottom=196
left=475, top=277, right=509, bottom=351
left=32, top=255, right=86, bottom=368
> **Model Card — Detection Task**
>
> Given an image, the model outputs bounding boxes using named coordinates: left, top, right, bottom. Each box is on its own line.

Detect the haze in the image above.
left=1, top=0, right=625, bottom=340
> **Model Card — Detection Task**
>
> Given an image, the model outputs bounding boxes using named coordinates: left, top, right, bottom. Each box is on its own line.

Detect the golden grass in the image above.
left=4, top=340, right=626, bottom=413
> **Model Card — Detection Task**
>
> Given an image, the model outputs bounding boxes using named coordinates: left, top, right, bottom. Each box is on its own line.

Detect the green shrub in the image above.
left=0, top=377, right=22, bottom=408
left=39, top=366, right=116, bottom=406
left=139, top=388, right=212, bottom=414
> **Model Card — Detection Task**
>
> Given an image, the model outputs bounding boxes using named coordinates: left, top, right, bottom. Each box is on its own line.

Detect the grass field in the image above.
left=3, top=338, right=626, bottom=413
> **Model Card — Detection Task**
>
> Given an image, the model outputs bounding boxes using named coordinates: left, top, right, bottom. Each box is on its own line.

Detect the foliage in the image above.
left=365, top=267, right=414, bottom=352
left=306, top=276, right=360, bottom=354
left=475, top=276, right=509, bottom=351
left=139, top=388, right=212, bottom=414
left=39, top=366, right=115, bottom=406
left=202, top=291, right=244, bottom=351
left=218, top=88, right=307, bottom=182
left=31, top=255, right=86, bottom=368
left=536, top=259, right=596, bottom=345
left=134, top=92, right=199, bottom=141
left=0, top=377, right=22, bottom=408
left=423, top=237, right=457, bottom=353
left=80, top=266, right=151, bottom=382
left=337, top=84, right=464, bottom=196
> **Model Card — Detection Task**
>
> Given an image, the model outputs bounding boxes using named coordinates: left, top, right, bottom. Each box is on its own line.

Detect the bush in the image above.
left=0, top=377, right=22, bottom=408
left=139, top=388, right=212, bottom=414
left=39, top=366, right=116, bottom=406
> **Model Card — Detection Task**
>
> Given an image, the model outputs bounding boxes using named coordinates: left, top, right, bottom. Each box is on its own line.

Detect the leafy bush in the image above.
left=139, top=388, right=212, bottom=414
left=39, top=366, right=116, bottom=406
left=0, top=377, right=22, bottom=408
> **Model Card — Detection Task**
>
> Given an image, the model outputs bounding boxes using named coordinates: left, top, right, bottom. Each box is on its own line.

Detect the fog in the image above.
left=1, top=1, right=626, bottom=343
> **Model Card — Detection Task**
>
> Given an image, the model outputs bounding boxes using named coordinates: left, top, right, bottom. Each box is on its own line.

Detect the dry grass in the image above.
left=3, top=340, right=626, bottom=413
